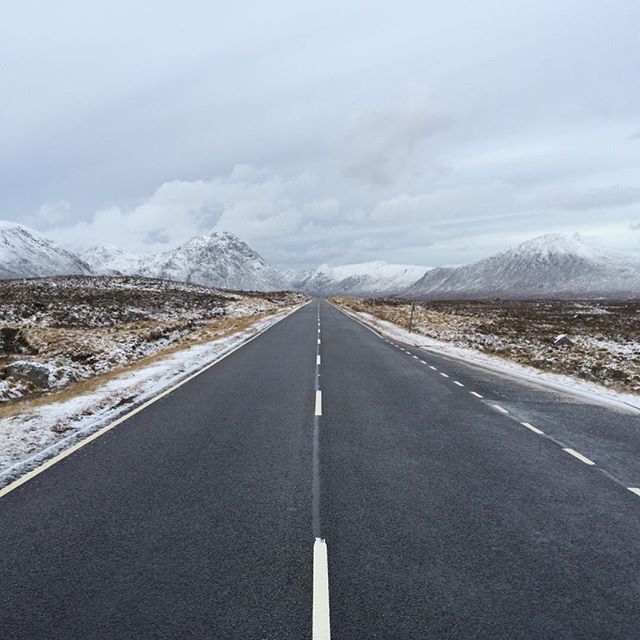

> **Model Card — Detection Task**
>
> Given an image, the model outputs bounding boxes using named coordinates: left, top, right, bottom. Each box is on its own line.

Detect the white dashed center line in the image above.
left=315, top=390, right=322, bottom=416
left=470, top=391, right=483, bottom=398
left=412, top=355, right=419, bottom=359
left=429, top=365, right=437, bottom=371
left=491, top=403, right=509, bottom=414
left=563, top=448, right=595, bottom=466
left=313, top=538, right=331, bottom=640
left=453, top=381, right=464, bottom=387
left=317, top=355, right=321, bottom=365
left=419, top=360, right=427, bottom=364
left=439, top=372, right=449, bottom=378
left=318, top=338, right=321, bottom=345
left=521, top=421, right=544, bottom=435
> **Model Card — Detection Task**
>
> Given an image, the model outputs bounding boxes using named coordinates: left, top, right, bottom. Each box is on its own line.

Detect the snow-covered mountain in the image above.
left=0, top=221, right=91, bottom=279
left=405, top=233, right=640, bottom=299
left=84, top=232, right=287, bottom=291
left=289, top=261, right=430, bottom=296
left=81, top=243, right=146, bottom=276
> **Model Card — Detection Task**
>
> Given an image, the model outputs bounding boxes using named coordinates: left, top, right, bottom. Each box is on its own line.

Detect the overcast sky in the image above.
left=2, top=0, right=640, bottom=269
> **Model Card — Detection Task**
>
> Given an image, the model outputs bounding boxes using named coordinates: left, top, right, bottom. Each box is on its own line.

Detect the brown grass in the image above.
left=333, top=296, right=640, bottom=396
left=0, top=307, right=287, bottom=419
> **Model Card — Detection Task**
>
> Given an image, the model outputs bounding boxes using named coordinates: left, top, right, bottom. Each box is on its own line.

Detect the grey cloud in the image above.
left=556, top=186, right=640, bottom=211
left=342, top=104, right=450, bottom=185
left=2, top=0, right=640, bottom=268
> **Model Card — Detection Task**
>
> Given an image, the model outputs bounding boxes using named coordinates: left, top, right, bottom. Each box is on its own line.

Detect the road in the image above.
left=2, top=300, right=640, bottom=639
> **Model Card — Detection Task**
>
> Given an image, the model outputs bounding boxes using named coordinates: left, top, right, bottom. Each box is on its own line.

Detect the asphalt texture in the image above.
left=2, top=300, right=640, bottom=639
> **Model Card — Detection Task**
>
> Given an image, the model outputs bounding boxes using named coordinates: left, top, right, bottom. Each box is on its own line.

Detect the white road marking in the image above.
left=317, top=355, right=321, bottom=366
left=492, top=404, right=509, bottom=414
left=521, top=421, right=544, bottom=435
left=419, top=360, right=427, bottom=364
left=318, top=338, right=321, bottom=345
left=627, top=487, right=640, bottom=497
left=313, top=538, right=331, bottom=640
left=429, top=366, right=437, bottom=371
left=563, top=448, right=595, bottom=466
left=0, top=301, right=311, bottom=499
left=315, top=390, right=323, bottom=416
left=470, top=391, right=483, bottom=398
left=439, top=372, right=449, bottom=378
left=412, top=355, right=419, bottom=359
left=453, top=381, right=464, bottom=387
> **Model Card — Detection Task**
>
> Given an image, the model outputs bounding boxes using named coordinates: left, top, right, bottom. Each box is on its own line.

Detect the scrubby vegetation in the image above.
left=334, top=296, right=640, bottom=396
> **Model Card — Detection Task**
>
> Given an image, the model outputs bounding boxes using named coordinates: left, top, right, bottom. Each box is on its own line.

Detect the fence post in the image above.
left=408, top=302, right=416, bottom=332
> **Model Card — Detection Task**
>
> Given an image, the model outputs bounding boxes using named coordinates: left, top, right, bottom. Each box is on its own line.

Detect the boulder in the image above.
left=3, top=361, right=51, bottom=389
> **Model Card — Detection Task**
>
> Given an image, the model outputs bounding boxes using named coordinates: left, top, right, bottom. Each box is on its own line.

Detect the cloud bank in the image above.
left=2, top=0, right=639, bottom=268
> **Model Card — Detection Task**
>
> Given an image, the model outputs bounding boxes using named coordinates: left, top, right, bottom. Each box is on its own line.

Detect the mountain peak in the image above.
left=0, top=221, right=91, bottom=279
left=406, top=233, right=640, bottom=299
left=84, top=230, right=285, bottom=291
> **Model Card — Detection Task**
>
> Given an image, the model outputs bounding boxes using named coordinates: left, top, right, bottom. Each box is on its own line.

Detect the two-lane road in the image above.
left=2, top=300, right=640, bottom=638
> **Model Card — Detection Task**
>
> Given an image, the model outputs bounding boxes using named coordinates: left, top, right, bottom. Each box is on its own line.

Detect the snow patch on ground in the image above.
left=0, top=304, right=303, bottom=486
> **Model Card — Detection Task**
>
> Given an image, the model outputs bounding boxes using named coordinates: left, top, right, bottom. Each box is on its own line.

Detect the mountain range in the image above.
left=288, top=262, right=431, bottom=296
left=0, top=221, right=91, bottom=279
left=1, top=220, right=639, bottom=298
left=405, top=233, right=640, bottom=299
left=0, top=223, right=286, bottom=291
left=82, top=232, right=287, bottom=291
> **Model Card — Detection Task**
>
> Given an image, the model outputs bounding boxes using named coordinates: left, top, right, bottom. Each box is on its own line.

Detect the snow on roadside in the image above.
left=0, top=304, right=304, bottom=486
left=341, top=306, right=640, bottom=414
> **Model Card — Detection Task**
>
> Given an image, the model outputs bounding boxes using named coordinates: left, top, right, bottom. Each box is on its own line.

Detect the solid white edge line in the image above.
left=313, top=538, right=331, bottom=640
left=470, top=391, right=484, bottom=398
left=492, top=403, right=509, bottom=414
left=0, top=301, right=311, bottom=499
left=315, top=390, right=322, bottom=416
left=627, top=487, right=640, bottom=497
left=563, top=448, right=595, bottom=466
left=521, top=421, right=544, bottom=435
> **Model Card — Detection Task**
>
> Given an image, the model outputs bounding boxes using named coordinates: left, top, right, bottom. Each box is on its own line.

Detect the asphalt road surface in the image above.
left=2, top=300, right=640, bottom=639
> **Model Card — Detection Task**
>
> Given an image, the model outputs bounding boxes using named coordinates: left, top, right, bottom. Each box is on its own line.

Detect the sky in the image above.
left=2, top=0, right=640, bottom=270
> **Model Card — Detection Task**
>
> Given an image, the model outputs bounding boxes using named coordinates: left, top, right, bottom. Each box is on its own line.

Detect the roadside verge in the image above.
left=0, top=301, right=309, bottom=493
left=331, top=301, right=640, bottom=415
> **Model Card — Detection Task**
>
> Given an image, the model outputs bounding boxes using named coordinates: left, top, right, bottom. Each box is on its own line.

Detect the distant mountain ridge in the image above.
left=0, top=222, right=92, bottom=279
left=83, top=232, right=287, bottom=291
left=2, top=221, right=639, bottom=299
left=288, top=261, right=431, bottom=296
left=404, top=233, right=640, bottom=299
left=0, top=222, right=286, bottom=291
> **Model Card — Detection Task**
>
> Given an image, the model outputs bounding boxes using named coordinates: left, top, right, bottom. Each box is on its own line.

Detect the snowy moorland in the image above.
left=334, top=297, right=640, bottom=403
left=0, top=276, right=306, bottom=481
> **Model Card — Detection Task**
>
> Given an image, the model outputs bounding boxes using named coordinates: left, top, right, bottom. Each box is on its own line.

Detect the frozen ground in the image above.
left=334, top=298, right=640, bottom=412
left=0, top=276, right=303, bottom=402
left=0, top=276, right=306, bottom=483
left=0, top=304, right=304, bottom=486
